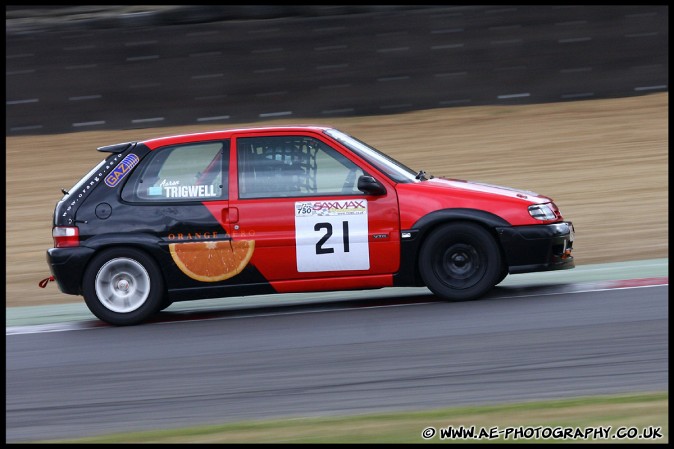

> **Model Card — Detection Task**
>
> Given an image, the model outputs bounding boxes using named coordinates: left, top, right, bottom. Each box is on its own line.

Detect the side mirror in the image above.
left=357, top=175, right=386, bottom=196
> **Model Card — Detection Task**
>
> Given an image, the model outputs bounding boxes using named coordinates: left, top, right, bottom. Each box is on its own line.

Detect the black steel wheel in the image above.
left=419, top=222, right=502, bottom=301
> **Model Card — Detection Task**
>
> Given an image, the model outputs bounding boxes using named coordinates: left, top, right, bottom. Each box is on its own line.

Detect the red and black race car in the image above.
left=44, top=126, right=574, bottom=325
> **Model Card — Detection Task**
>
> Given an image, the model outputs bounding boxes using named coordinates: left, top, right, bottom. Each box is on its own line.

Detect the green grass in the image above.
left=31, top=392, right=667, bottom=444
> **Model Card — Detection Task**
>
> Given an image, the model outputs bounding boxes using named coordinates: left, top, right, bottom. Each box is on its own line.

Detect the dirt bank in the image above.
left=6, top=92, right=668, bottom=307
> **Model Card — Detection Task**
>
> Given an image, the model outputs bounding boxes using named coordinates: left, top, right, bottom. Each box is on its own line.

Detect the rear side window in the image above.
left=122, top=141, right=229, bottom=202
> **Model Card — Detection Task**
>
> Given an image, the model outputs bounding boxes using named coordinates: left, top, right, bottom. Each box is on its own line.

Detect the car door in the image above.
left=228, top=131, right=400, bottom=292
left=119, top=139, right=237, bottom=288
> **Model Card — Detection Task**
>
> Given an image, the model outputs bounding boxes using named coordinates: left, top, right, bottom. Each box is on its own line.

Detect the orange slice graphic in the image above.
left=169, top=240, right=255, bottom=282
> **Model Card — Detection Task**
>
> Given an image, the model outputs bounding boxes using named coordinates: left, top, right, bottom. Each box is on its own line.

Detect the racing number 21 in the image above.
left=315, top=221, right=349, bottom=254
left=295, top=200, right=369, bottom=272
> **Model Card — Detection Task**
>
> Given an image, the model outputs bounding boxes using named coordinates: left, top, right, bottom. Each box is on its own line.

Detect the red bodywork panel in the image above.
left=396, top=177, right=560, bottom=229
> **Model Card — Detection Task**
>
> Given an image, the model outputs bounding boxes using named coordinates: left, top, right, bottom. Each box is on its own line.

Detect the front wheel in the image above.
left=82, top=247, right=165, bottom=325
left=495, top=265, right=509, bottom=286
left=419, top=222, right=502, bottom=301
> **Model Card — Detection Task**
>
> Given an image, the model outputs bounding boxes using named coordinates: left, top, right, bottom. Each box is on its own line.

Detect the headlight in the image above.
left=528, top=203, right=557, bottom=220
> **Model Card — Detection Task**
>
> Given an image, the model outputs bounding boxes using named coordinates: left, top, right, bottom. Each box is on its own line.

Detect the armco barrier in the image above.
left=5, top=5, right=668, bottom=135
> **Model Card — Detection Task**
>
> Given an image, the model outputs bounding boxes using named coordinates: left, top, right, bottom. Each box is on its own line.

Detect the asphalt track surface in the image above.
left=5, top=260, right=668, bottom=443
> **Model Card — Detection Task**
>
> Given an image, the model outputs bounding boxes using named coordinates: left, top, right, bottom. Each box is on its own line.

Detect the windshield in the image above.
left=324, top=129, right=419, bottom=183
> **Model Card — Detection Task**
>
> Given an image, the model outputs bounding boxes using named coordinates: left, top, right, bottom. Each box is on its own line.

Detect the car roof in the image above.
left=139, top=125, right=333, bottom=150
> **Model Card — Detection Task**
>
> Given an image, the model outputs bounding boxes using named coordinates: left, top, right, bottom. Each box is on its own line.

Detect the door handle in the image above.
left=225, top=207, right=239, bottom=223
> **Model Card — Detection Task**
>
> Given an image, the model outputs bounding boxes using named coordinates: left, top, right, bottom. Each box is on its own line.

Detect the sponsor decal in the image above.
left=167, top=231, right=219, bottom=241
left=232, top=229, right=256, bottom=238
left=296, top=199, right=367, bottom=217
left=148, top=186, right=163, bottom=196
left=104, top=153, right=140, bottom=187
left=61, top=153, right=125, bottom=223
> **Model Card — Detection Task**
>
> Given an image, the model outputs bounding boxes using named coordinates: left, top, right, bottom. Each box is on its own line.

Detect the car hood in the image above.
left=420, top=177, right=553, bottom=203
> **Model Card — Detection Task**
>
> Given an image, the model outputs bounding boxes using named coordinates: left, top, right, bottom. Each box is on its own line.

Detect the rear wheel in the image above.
left=419, top=222, right=502, bottom=301
left=82, top=247, right=165, bottom=325
left=159, top=297, right=173, bottom=311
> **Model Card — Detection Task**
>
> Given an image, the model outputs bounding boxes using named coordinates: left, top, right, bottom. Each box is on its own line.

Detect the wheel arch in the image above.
left=394, top=208, right=510, bottom=287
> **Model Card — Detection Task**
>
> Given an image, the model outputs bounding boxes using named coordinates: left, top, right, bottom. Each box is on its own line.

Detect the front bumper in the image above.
left=46, top=246, right=96, bottom=295
left=496, top=221, right=575, bottom=274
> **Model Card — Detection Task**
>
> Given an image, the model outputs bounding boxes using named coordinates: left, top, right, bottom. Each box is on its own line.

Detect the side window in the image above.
left=122, top=141, right=229, bottom=202
left=237, top=136, right=364, bottom=199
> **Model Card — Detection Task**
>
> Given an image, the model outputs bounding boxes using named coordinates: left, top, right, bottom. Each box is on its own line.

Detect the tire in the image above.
left=82, top=247, right=165, bottom=325
left=418, top=222, right=502, bottom=301
left=159, top=297, right=173, bottom=311
left=495, top=265, right=509, bottom=286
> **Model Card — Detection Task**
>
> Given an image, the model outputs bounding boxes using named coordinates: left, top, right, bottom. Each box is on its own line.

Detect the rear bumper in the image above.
left=496, top=222, right=575, bottom=274
left=46, top=246, right=96, bottom=295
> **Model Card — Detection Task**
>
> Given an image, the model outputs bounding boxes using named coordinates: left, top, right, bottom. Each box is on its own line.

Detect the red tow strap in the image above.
left=38, top=276, right=55, bottom=288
